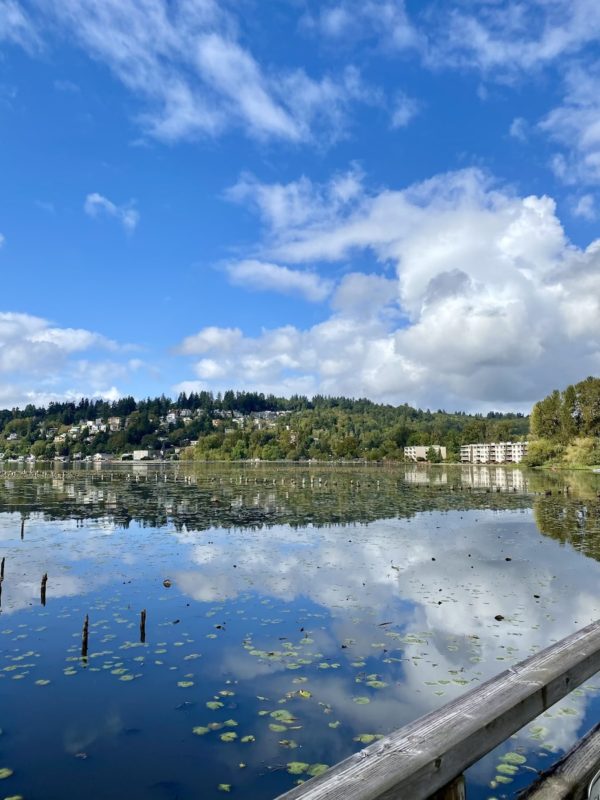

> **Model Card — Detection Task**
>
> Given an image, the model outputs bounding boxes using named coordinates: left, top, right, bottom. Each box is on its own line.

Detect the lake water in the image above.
left=0, top=463, right=599, bottom=800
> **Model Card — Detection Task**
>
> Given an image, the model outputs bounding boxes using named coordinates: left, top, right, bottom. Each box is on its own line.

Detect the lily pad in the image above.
left=307, top=764, right=328, bottom=777
left=501, top=752, right=527, bottom=765
left=287, top=762, right=309, bottom=775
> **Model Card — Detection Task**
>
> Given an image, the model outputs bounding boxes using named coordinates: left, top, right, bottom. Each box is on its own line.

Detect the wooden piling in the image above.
left=1, top=556, right=4, bottom=580
left=140, top=609, right=146, bottom=643
left=40, top=572, right=47, bottom=606
left=20, top=519, right=24, bottom=540
left=81, top=614, right=89, bottom=658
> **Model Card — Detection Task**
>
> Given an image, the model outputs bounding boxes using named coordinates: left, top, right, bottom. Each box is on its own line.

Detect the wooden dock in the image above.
left=274, top=620, right=600, bottom=800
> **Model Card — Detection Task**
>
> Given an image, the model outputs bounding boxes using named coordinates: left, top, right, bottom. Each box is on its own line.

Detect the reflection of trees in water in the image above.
left=0, top=467, right=535, bottom=532
left=526, top=469, right=600, bottom=499
left=1, top=466, right=598, bottom=545
left=533, top=496, right=600, bottom=561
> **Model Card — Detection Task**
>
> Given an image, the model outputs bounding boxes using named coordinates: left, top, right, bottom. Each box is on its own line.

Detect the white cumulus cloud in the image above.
left=178, top=167, right=600, bottom=410
left=0, top=311, right=137, bottom=407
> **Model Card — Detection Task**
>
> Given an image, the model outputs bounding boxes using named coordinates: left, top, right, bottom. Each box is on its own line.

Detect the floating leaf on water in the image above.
left=269, top=724, right=287, bottom=732
left=328, top=721, right=341, bottom=729
left=220, top=732, right=238, bottom=742
left=224, top=720, right=238, bottom=727
left=240, top=735, right=255, bottom=743
left=296, top=689, right=312, bottom=699
left=35, top=679, right=51, bottom=686
left=501, top=752, right=527, bottom=765
left=496, top=764, right=518, bottom=775
left=287, top=762, right=309, bottom=775
left=279, top=739, right=298, bottom=749
left=192, top=727, right=210, bottom=736
left=366, top=680, right=387, bottom=689
left=119, top=674, right=135, bottom=681
left=495, top=775, right=513, bottom=784
left=353, top=697, right=370, bottom=704
left=270, top=710, right=295, bottom=723
left=354, top=734, right=380, bottom=744
left=217, top=784, right=231, bottom=792
left=0, top=769, right=14, bottom=780
left=307, top=764, right=328, bottom=777
left=207, top=701, right=224, bottom=710
left=177, top=681, right=194, bottom=688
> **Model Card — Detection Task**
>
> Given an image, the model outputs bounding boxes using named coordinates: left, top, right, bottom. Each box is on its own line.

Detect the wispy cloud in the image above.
left=390, top=92, right=420, bottom=128
left=572, top=193, right=597, bottom=221
left=307, top=0, right=423, bottom=52
left=540, top=62, right=600, bottom=185
left=429, top=0, right=600, bottom=74
left=84, top=192, right=139, bottom=232
left=509, top=117, right=528, bottom=142
left=25, top=0, right=374, bottom=145
left=225, top=259, right=333, bottom=302
left=0, top=0, right=39, bottom=51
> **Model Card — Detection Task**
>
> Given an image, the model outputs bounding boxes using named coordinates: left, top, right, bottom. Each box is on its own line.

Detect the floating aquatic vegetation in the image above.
left=286, top=762, right=309, bottom=775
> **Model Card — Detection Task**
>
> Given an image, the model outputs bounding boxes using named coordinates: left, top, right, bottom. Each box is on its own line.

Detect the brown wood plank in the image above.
left=274, top=619, right=600, bottom=800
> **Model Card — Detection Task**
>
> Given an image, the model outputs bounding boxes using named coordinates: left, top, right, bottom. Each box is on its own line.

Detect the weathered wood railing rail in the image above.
left=274, top=620, right=600, bottom=800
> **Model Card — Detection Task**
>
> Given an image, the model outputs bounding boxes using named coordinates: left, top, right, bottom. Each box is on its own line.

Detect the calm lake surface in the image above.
left=0, top=463, right=599, bottom=800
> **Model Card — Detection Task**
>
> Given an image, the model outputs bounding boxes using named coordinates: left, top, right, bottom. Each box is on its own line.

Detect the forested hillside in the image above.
left=0, top=391, right=529, bottom=462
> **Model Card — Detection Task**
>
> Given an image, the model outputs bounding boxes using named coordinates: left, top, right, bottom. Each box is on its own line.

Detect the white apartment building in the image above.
left=404, top=445, right=447, bottom=462
left=460, top=441, right=528, bottom=464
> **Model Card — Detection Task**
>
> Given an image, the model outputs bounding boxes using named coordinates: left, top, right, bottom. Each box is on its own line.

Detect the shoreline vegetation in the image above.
left=524, top=376, right=600, bottom=472
left=0, top=377, right=597, bottom=471
left=0, top=391, right=528, bottom=464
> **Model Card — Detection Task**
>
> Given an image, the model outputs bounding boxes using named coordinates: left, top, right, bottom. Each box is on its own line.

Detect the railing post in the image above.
left=429, top=775, right=466, bottom=800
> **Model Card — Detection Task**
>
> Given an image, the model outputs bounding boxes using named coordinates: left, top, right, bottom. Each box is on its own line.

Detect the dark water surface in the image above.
left=0, top=463, right=599, bottom=800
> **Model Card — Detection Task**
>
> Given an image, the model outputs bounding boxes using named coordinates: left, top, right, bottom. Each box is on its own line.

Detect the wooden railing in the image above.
left=274, top=620, right=600, bottom=800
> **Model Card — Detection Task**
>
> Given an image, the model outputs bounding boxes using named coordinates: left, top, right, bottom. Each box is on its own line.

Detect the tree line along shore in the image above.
left=0, top=379, right=597, bottom=468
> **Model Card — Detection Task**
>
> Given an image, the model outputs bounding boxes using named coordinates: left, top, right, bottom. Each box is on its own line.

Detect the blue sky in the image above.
left=1, top=0, right=599, bottom=411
